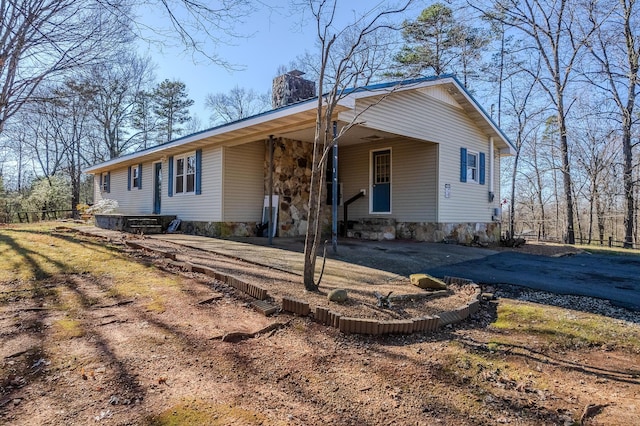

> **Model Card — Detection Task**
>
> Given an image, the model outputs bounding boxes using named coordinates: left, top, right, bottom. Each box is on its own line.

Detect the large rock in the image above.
left=328, top=288, right=348, bottom=303
left=410, top=274, right=447, bottom=290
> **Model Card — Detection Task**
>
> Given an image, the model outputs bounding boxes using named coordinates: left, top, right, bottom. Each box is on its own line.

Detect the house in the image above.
left=84, top=73, right=515, bottom=243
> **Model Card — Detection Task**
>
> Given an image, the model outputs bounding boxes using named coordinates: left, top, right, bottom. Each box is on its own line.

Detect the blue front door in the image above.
left=153, top=162, right=162, bottom=214
left=372, top=149, right=391, bottom=213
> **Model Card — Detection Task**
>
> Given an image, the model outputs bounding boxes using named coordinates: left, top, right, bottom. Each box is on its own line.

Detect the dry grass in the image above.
left=492, top=300, right=640, bottom=352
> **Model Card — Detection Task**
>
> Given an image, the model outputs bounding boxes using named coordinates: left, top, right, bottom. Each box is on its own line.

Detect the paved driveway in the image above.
left=424, top=251, right=640, bottom=311
left=149, top=232, right=640, bottom=312
left=247, top=238, right=640, bottom=311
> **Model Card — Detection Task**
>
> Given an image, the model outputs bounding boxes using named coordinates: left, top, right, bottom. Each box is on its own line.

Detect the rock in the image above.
left=328, top=289, right=348, bottom=302
left=410, top=273, right=447, bottom=290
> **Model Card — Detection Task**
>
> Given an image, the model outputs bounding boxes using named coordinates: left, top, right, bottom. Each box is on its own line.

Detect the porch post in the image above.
left=268, top=135, right=274, bottom=246
left=332, top=121, right=338, bottom=253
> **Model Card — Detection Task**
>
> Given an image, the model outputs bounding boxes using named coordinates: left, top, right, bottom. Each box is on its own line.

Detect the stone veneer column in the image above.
left=264, top=138, right=331, bottom=237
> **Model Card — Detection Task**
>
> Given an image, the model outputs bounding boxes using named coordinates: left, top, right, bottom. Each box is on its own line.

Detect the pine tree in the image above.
left=394, top=3, right=489, bottom=86
left=152, top=79, right=194, bottom=143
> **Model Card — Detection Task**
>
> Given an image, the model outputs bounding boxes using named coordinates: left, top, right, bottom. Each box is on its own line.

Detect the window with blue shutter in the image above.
left=461, top=148, right=483, bottom=184
left=137, top=164, right=142, bottom=189
left=127, top=166, right=132, bottom=190
left=171, top=152, right=200, bottom=195
left=100, top=172, right=111, bottom=192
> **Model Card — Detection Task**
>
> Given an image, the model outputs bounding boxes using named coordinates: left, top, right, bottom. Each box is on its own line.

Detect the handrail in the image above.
left=342, top=190, right=366, bottom=237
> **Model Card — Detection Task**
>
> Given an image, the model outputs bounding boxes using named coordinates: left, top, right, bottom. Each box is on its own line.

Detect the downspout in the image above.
left=332, top=121, right=338, bottom=254
left=268, top=135, right=274, bottom=245
left=489, top=137, right=495, bottom=198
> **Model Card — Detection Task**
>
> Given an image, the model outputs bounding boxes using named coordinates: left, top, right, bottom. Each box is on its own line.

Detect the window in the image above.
left=128, top=164, right=142, bottom=190
left=168, top=150, right=201, bottom=197
left=467, top=151, right=478, bottom=183
left=133, top=165, right=140, bottom=188
left=100, top=172, right=110, bottom=193
left=460, top=148, right=485, bottom=185
left=186, top=155, right=196, bottom=193
left=174, top=152, right=197, bottom=194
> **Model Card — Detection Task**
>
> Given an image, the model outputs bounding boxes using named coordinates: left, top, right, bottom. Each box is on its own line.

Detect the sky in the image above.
left=138, top=1, right=423, bottom=126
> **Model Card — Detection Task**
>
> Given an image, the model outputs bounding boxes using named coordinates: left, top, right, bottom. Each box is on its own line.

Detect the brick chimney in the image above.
left=272, top=70, right=316, bottom=109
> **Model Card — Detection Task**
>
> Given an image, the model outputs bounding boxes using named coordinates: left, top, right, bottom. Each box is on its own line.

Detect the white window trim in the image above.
left=174, top=151, right=196, bottom=195
left=132, top=164, right=141, bottom=189
left=101, top=172, right=109, bottom=192
left=466, top=150, right=479, bottom=184
left=369, top=147, right=392, bottom=214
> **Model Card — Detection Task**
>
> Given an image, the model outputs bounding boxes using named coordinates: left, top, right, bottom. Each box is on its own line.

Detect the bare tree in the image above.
left=1, top=0, right=255, bottom=138
left=44, top=80, right=96, bottom=216
left=122, top=0, right=254, bottom=68
left=205, top=86, right=270, bottom=125
left=587, top=0, right=639, bottom=248
left=479, top=0, right=602, bottom=244
left=298, top=0, right=413, bottom=291
left=572, top=112, right=618, bottom=244
left=0, top=0, right=132, bottom=134
left=82, top=54, right=156, bottom=159
left=502, top=63, right=548, bottom=238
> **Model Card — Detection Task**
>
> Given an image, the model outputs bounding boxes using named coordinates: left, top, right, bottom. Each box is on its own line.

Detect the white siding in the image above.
left=222, top=141, right=264, bottom=222
left=347, top=90, right=499, bottom=223
left=340, top=139, right=438, bottom=222
left=417, top=86, right=462, bottom=109
left=92, top=165, right=153, bottom=214
left=93, top=175, right=103, bottom=204
left=161, top=147, right=223, bottom=221
left=118, top=164, right=153, bottom=213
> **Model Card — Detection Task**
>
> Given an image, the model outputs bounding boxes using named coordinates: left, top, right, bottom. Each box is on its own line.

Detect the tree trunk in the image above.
left=509, top=148, right=519, bottom=238
left=557, top=101, right=575, bottom=244
left=596, top=196, right=605, bottom=245
left=303, top=122, right=328, bottom=291
left=622, top=122, right=634, bottom=248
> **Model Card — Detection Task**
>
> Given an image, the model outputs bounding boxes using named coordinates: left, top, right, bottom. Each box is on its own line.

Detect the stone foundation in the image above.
left=347, top=218, right=397, bottom=240
left=178, top=221, right=260, bottom=238
left=95, top=214, right=176, bottom=234
left=347, top=219, right=501, bottom=243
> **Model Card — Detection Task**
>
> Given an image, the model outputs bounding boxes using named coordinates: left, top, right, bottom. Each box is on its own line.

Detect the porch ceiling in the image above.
left=85, top=107, right=326, bottom=174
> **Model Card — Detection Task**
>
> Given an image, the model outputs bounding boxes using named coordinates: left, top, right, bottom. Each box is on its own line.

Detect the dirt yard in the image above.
left=1, top=225, right=639, bottom=425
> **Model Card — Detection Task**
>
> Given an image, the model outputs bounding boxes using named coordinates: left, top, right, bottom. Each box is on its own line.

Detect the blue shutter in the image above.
left=138, top=164, right=143, bottom=189
left=479, top=152, right=486, bottom=185
left=106, top=172, right=111, bottom=193
left=460, top=148, right=467, bottom=183
left=195, top=149, right=202, bottom=195
left=168, top=156, right=174, bottom=197
left=127, top=166, right=131, bottom=191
